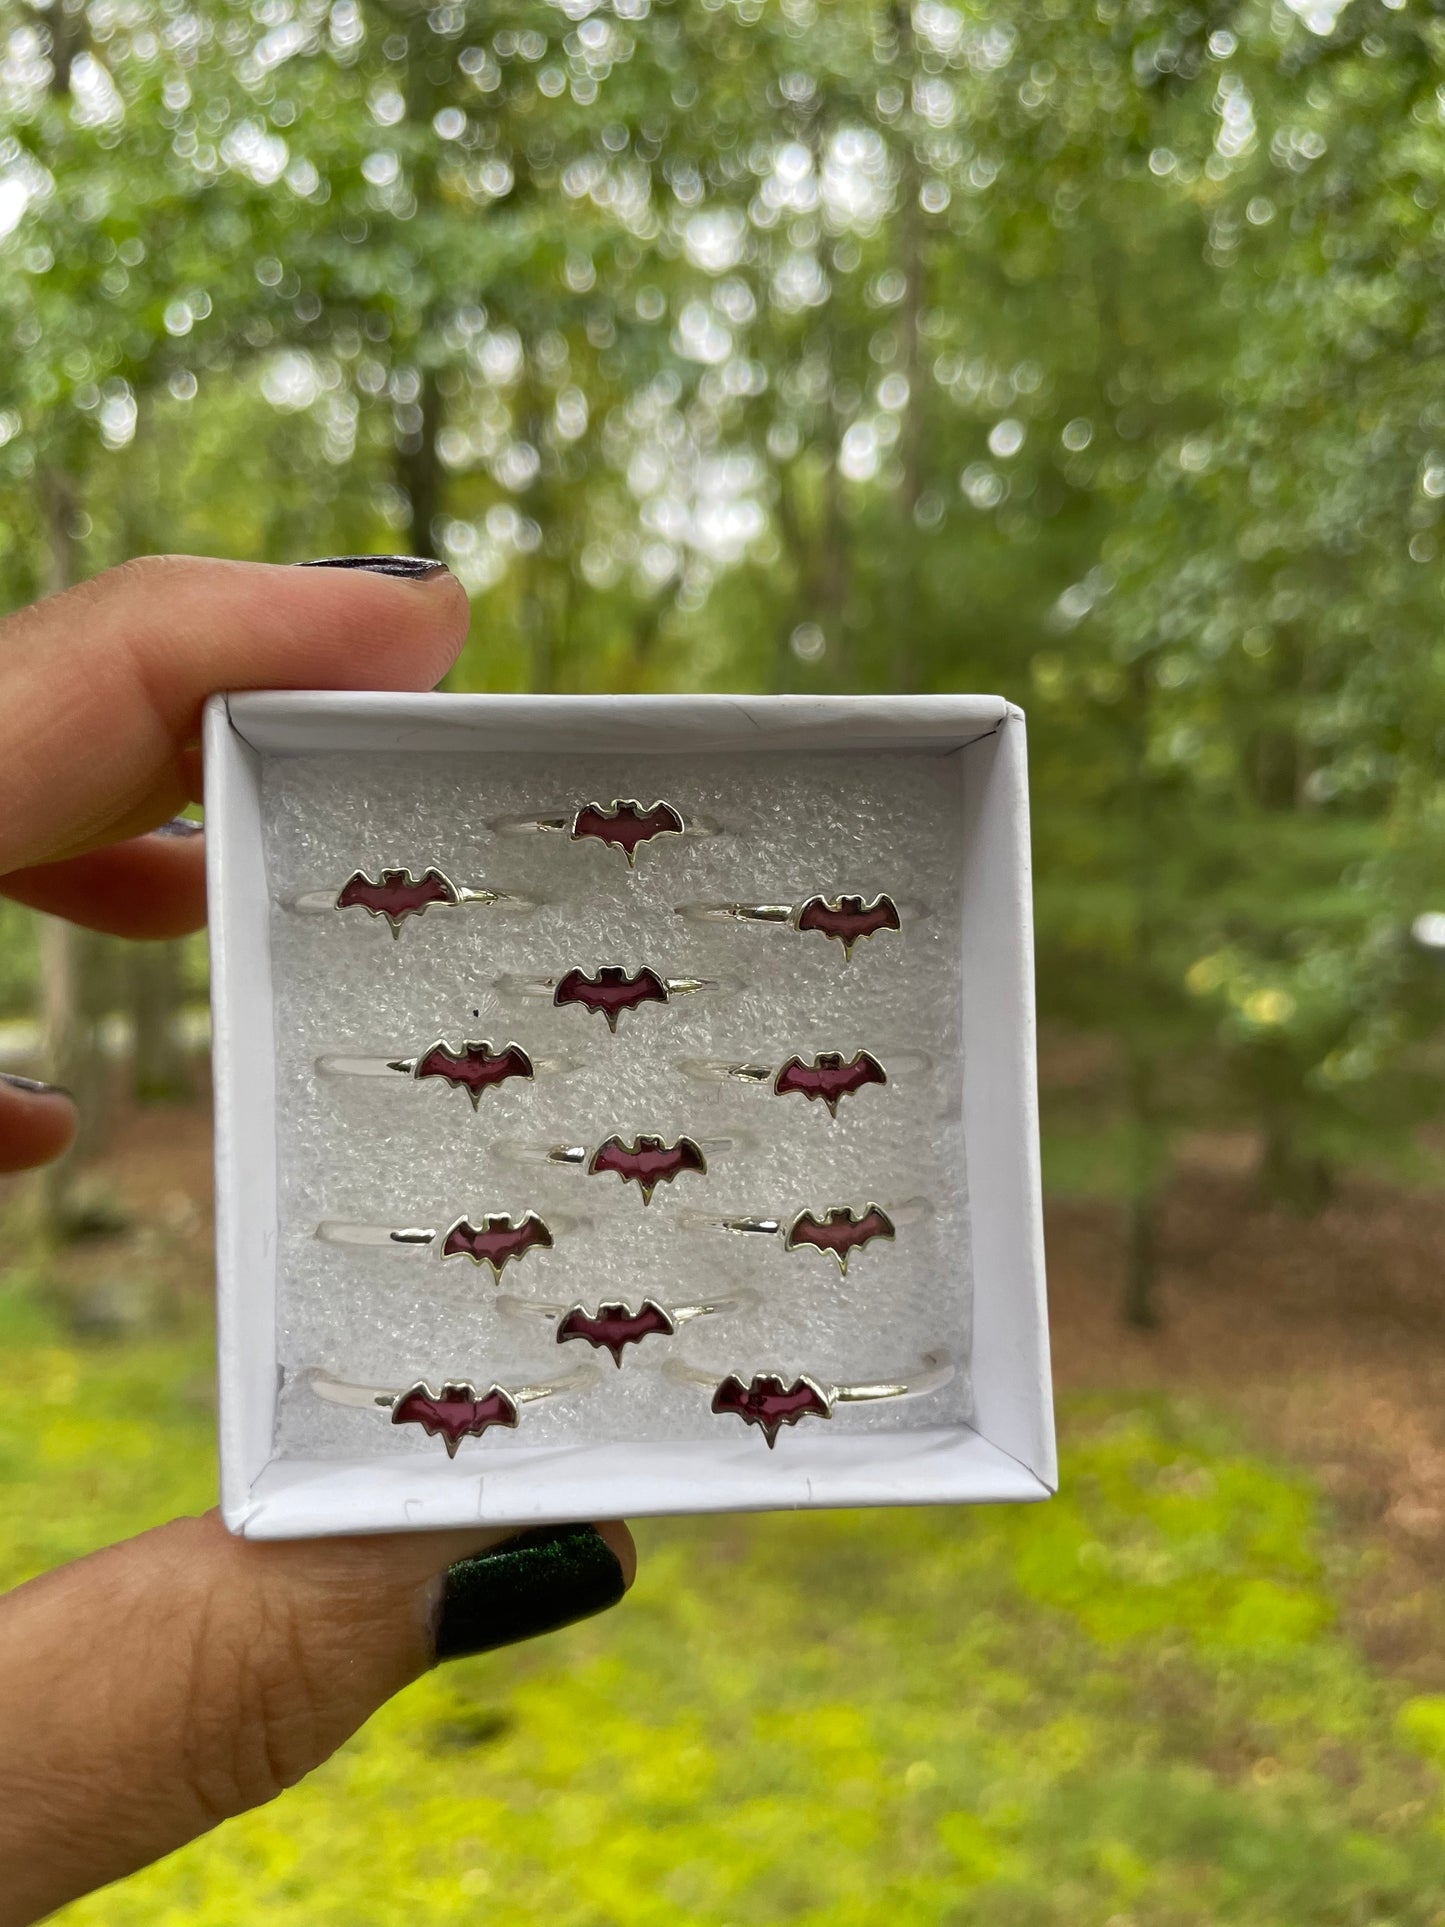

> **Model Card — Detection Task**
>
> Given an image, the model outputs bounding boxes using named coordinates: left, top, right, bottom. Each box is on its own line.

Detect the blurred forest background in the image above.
left=13, top=0, right=1445, bottom=1920
left=6, top=0, right=1445, bottom=1315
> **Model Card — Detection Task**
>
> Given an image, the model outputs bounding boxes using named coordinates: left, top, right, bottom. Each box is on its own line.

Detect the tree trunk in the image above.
left=39, top=923, right=118, bottom=1232
left=1258, top=1119, right=1334, bottom=1214
left=1122, top=1050, right=1163, bottom=1328
left=129, top=942, right=192, bottom=1103
left=888, top=0, right=926, bottom=693
left=396, top=364, right=443, bottom=559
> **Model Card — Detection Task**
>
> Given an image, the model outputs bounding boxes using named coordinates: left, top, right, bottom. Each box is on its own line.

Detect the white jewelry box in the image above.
left=205, top=690, right=1054, bottom=1538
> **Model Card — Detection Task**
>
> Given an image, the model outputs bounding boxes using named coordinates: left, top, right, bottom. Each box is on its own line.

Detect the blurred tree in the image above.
left=5, top=0, right=1445, bottom=1311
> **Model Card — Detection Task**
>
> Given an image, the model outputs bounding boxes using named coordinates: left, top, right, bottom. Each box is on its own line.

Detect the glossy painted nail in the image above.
left=299, top=556, right=451, bottom=580
left=434, top=1523, right=626, bottom=1661
left=151, top=816, right=203, bottom=838
left=0, top=1073, right=72, bottom=1099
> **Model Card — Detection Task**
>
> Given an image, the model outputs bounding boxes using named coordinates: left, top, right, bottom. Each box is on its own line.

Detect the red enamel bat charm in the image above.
left=553, top=966, right=669, bottom=1032
left=439, top=1212, right=554, bottom=1277
left=556, top=1299, right=676, bottom=1365
left=773, top=1050, right=888, bottom=1118
left=587, top=1133, right=707, bottom=1205
left=794, top=892, right=902, bottom=961
left=335, top=866, right=458, bottom=935
left=410, top=1040, right=534, bottom=1108
left=571, top=799, right=685, bottom=866
left=784, top=1204, right=897, bottom=1274
left=390, top=1380, right=520, bottom=1456
left=710, top=1372, right=832, bottom=1448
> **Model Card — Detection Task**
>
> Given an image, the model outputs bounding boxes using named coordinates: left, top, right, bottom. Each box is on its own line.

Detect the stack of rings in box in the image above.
left=291, top=795, right=952, bottom=1454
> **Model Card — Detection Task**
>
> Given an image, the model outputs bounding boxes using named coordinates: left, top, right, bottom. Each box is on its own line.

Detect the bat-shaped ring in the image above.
left=679, top=1048, right=931, bottom=1118
left=496, top=1287, right=759, bottom=1366
left=315, top=1039, right=578, bottom=1110
left=674, top=892, right=915, bottom=961
left=662, top=1350, right=955, bottom=1448
left=498, top=1131, right=745, bottom=1205
left=680, top=1196, right=930, bottom=1273
left=491, top=798, right=726, bottom=867
left=314, top=1208, right=583, bottom=1280
left=306, top=1361, right=600, bottom=1457
left=289, top=866, right=540, bottom=937
left=497, top=966, right=735, bottom=1034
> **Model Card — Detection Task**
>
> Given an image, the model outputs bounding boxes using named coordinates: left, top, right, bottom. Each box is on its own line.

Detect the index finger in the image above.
left=0, top=555, right=469, bottom=873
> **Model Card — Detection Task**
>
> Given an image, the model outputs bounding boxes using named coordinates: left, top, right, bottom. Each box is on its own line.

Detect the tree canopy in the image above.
left=5, top=0, right=1444, bottom=1307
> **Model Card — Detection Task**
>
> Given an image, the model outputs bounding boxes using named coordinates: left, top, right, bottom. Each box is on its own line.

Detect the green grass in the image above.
left=5, top=1278, right=1445, bottom=1925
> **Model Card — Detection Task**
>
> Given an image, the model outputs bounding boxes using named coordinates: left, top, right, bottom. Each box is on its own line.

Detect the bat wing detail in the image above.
left=441, top=1212, right=554, bottom=1275
left=553, top=966, right=669, bottom=1032
left=710, top=1372, right=831, bottom=1448
left=415, top=1040, right=534, bottom=1108
left=390, top=1380, right=520, bottom=1455
left=571, top=799, right=685, bottom=866
left=587, top=1133, right=707, bottom=1204
left=774, top=1050, right=888, bottom=1118
left=795, top=893, right=902, bottom=961
left=336, top=866, right=457, bottom=935
left=556, top=1298, right=676, bottom=1365
left=785, top=1204, right=897, bottom=1273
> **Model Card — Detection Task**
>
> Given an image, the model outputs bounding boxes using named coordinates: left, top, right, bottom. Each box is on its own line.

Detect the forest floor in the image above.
left=34, top=1091, right=1445, bottom=1689
left=14, top=1091, right=1445, bottom=1923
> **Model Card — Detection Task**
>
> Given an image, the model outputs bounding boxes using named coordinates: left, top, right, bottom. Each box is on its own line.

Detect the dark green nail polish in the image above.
left=300, top=555, right=450, bottom=580
left=434, top=1524, right=625, bottom=1662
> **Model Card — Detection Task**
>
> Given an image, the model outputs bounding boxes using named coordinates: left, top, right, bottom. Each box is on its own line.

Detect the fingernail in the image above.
left=299, top=555, right=451, bottom=581
left=434, top=1524, right=626, bottom=1662
left=151, top=815, right=203, bottom=838
left=0, top=1073, right=72, bottom=1099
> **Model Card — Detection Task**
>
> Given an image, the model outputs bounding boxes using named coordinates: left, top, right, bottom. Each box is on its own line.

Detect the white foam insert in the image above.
left=206, top=694, right=1054, bottom=1537
left=267, top=746, right=967, bottom=1456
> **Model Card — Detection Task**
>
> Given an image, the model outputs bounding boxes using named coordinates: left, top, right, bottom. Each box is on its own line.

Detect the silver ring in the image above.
left=490, top=798, right=726, bottom=867
left=678, top=1197, right=930, bottom=1272
left=496, top=1287, right=759, bottom=1365
left=288, top=866, right=539, bottom=937
left=314, top=1038, right=577, bottom=1109
left=661, top=1350, right=955, bottom=1448
left=496, top=967, right=736, bottom=1033
left=306, top=1362, right=600, bottom=1456
left=673, top=892, right=915, bottom=961
left=314, top=1208, right=583, bottom=1278
left=677, top=1048, right=931, bottom=1118
left=496, top=1131, right=742, bottom=1205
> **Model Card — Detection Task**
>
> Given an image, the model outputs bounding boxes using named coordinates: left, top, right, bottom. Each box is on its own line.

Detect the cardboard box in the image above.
left=206, top=691, right=1054, bottom=1537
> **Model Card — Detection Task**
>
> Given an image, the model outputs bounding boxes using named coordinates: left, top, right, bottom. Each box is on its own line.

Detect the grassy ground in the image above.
left=7, top=1254, right=1445, bottom=1927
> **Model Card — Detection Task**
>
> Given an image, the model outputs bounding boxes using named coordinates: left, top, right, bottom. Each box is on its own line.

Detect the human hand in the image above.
left=0, top=555, right=635, bottom=1926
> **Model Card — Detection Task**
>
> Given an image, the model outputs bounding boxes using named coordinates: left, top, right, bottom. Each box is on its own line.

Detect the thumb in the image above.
left=0, top=1511, right=633, bottom=1925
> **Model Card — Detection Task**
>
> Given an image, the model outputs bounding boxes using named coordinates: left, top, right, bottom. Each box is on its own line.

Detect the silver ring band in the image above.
left=677, top=1049, right=931, bottom=1115
left=490, top=798, right=726, bottom=867
left=306, top=1362, right=600, bottom=1456
left=678, top=1197, right=931, bottom=1272
left=315, top=1038, right=577, bottom=1108
left=495, top=1287, right=759, bottom=1364
left=287, top=866, right=539, bottom=936
left=495, top=1131, right=744, bottom=1205
left=314, top=1208, right=584, bottom=1276
left=661, top=1350, right=955, bottom=1446
left=673, top=892, right=919, bottom=960
left=496, top=967, right=736, bottom=1034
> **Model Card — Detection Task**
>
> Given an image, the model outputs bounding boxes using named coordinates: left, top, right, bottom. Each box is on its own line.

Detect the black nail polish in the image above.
left=151, top=815, right=203, bottom=838
left=299, top=555, right=450, bottom=580
left=0, top=1073, right=72, bottom=1099
left=434, top=1524, right=626, bottom=1662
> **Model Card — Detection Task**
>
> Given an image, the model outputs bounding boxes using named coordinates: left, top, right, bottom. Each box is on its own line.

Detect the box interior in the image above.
left=207, top=694, right=1054, bottom=1536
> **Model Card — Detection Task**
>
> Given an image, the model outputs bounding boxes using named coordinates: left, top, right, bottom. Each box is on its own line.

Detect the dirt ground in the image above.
left=33, top=1093, right=1445, bottom=1689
